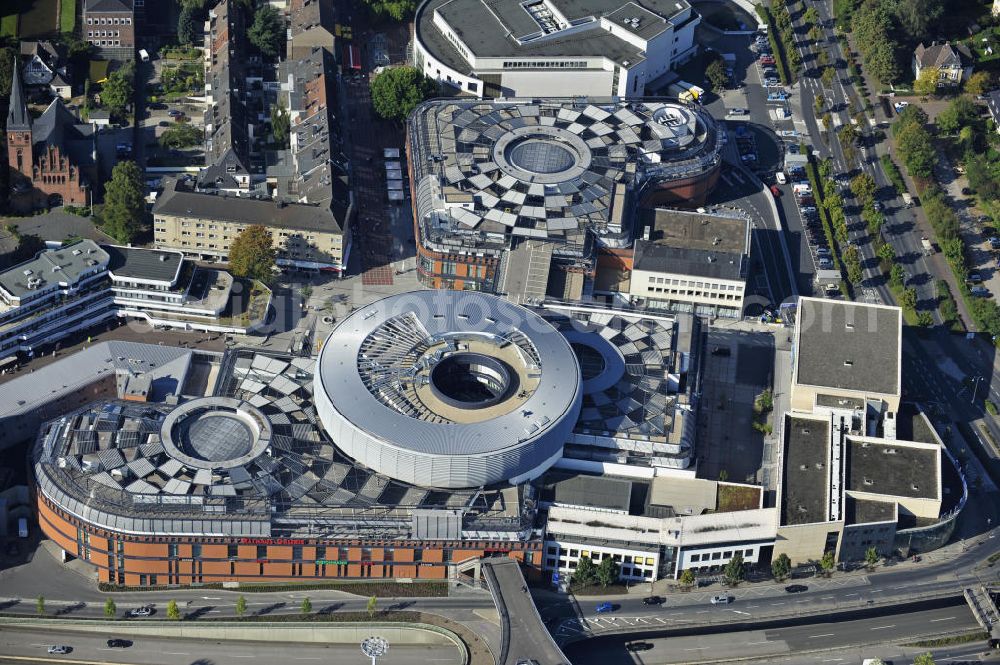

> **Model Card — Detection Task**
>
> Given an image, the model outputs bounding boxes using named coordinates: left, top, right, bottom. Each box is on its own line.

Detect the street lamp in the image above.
left=972, top=375, right=984, bottom=405
left=361, top=636, right=389, bottom=665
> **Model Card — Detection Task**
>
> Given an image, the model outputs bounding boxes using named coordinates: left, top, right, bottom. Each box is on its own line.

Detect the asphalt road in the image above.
left=0, top=627, right=462, bottom=665
left=563, top=600, right=977, bottom=664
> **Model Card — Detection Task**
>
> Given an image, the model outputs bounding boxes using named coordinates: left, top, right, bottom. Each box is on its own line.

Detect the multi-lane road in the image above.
left=0, top=627, right=462, bottom=665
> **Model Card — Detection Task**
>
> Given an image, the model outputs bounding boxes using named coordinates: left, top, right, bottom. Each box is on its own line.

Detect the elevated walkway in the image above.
left=481, top=558, right=570, bottom=665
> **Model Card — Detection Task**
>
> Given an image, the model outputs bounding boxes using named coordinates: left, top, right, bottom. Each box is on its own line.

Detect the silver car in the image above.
left=710, top=594, right=732, bottom=605
left=47, top=646, right=71, bottom=655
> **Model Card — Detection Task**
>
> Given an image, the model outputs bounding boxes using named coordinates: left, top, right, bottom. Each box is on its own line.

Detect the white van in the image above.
left=775, top=172, right=787, bottom=184
left=139, top=49, right=149, bottom=62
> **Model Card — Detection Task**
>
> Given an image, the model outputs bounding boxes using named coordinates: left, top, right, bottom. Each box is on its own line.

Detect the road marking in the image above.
left=821, top=659, right=844, bottom=662
left=870, top=625, right=895, bottom=631
left=808, top=634, right=835, bottom=639
left=929, top=616, right=955, bottom=622
left=747, top=641, right=768, bottom=645
left=163, top=653, right=189, bottom=656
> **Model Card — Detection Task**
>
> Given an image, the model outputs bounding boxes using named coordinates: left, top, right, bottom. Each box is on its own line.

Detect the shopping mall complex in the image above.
left=9, top=291, right=965, bottom=586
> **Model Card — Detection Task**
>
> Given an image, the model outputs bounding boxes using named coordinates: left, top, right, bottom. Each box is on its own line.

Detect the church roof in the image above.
left=6, top=63, right=31, bottom=133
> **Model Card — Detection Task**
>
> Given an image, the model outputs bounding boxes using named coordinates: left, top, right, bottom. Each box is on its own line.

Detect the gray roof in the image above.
left=633, top=209, right=749, bottom=280
left=0, top=240, right=108, bottom=300
left=416, top=0, right=693, bottom=75
left=103, top=244, right=184, bottom=284
left=32, top=99, right=95, bottom=164
left=84, top=0, right=133, bottom=12
left=542, top=472, right=632, bottom=512
left=154, top=178, right=346, bottom=234
left=0, top=340, right=196, bottom=419
left=914, top=41, right=971, bottom=69
left=794, top=298, right=901, bottom=396
left=781, top=415, right=829, bottom=526
left=315, top=290, right=581, bottom=457
left=988, top=91, right=1000, bottom=122
left=289, top=0, right=336, bottom=37
left=847, top=440, right=938, bottom=501
left=846, top=496, right=895, bottom=525
left=6, top=63, right=30, bottom=132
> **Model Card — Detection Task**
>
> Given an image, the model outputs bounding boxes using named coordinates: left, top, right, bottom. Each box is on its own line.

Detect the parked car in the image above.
left=785, top=584, right=809, bottom=593
left=760, top=55, right=775, bottom=66
left=969, top=273, right=983, bottom=283
left=642, top=596, right=664, bottom=605
left=627, top=642, right=655, bottom=652
left=148, top=102, right=168, bottom=110
left=595, top=602, right=615, bottom=613
left=816, top=248, right=831, bottom=256
left=710, top=594, right=732, bottom=605
left=990, top=236, right=1000, bottom=249
left=971, top=286, right=990, bottom=298
left=167, top=109, right=184, bottom=117
left=47, top=646, right=71, bottom=655
left=770, top=184, right=781, bottom=197
left=729, top=107, right=748, bottom=116
left=962, top=187, right=973, bottom=196
left=127, top=606, right=154, bottom=617
left=107, top=639, right=132, bottom=648
left=763, top=77, right=780, bottom=86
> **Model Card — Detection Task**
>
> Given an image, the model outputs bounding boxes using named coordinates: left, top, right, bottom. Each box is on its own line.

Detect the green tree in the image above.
left=271, top=101, right=290, bottom=144
left=177, top=4, right=200, bottom=45
left=367, top=596, right=378, bottom=618
left=913, top=653, right=936, bottom=665
left=850, top=172, right=876, bottom=204
left=300, top=597, right=313, bottom=615
left=364, top=0, right=417, bottom=21
left=864, top=546, right=880, bottom=569
left=248, top=5, right=285, bottom=58
left=104, top=598, right=117, bottom=618
left=596, top=556, right=620, bottom=588
left=101, top=61, right=135, bottom=120
left=572, top=556, right=598, bottom=587
left=167, top=599, right=180, bottom=620
left=235, top=595, right=247, bottom=617
left=895, top=121, right=937, bottom=178
left=36, top=596, right=45, bottom=615
left=913, top=66, right=940, bottom=95
left=679, top=568, right=696, bottom=586
left=936, top=96, right=978, bottom=135
left=844, top=244, right=863, bottom=284
left=0, top=47, right=15, bottom=98
left=771, top=553, right=791, bottom=581
left=889, top=263, right=905, bottom=288
left=895, top=0, right=943, bottom=41
left=723, top=552, right=745, bottom=585
left=900, top=287, right=918, bottom=312
left=370, top=66, right=438, bottom=121
left=965, top=71, right=991, bottom=96
left=877, top=242, right=895, bottom=265
left=159, top=124, right=203, bottom=149
left=821, top=67, right=835, bottom=88
left=102, top=161, right=145, bottom=243
left=229, top=225, right=276, bottom=283
left=705, top=57, right=728, bottom=91
left=820, top=550, right=836, bottom=576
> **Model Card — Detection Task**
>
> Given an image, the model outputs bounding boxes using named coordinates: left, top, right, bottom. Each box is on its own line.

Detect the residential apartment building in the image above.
left=83, top=0, right=135, bottom=57
left=912, top=41, right=973, bottom=86
left=201, top=0, right=252, bottom=193
left=153, top=178, right=351, bottom=273
left=287, top=0, right=337, bottom=60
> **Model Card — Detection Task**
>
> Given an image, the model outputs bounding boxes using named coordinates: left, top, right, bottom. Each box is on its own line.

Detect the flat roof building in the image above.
left=791, top=297, right=902, bottom=412
left=413, top=0, right=700, bottom=98
left=626, top=208, right=750, bottom=318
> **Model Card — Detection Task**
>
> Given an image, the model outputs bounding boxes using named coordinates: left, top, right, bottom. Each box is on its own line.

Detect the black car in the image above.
left=641, top=595, right=664, bottom=605
left=962, top=187, right=973, bottom=196
left=784, top=584, right=808, bottom=593
left=627, top=642, right=654, bottom=652
left=107, top=639, right=133, bottom=648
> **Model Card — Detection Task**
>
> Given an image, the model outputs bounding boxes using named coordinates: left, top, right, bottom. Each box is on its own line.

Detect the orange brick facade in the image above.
left=7, top=131, right=87, bottom=212
left=37, top=494, right=540, bottom=586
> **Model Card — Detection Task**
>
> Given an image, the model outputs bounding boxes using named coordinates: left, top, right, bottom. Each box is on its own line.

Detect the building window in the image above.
left=711, top=552, right=722, bottom=560
left=745, top=549, right=753, bottom=557
left=257, top=545, right=267, bottom=559
left=168, top=543, right=178, bottom=558
left=192, top=544, right=202, bottom=558
left=690, top=554, right=700, bottom=562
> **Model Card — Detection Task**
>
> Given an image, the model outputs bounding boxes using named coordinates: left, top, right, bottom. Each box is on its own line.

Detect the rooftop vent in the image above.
left=159, top=255, right=168, bottom=262
left=22, top=269, right=32, bottom=276
left=864, top=477, right=874, bottom=485
left=911, top=483, right=919, bottom=491
left=72, top=249, right=82, bottom=255
left=846, top=322, right=854, bottom=330
left=843, top=360, right=853, bottom=367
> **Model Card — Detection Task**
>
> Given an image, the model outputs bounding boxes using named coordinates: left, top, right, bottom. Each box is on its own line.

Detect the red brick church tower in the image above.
left=6, top=63, right=88, bottom=211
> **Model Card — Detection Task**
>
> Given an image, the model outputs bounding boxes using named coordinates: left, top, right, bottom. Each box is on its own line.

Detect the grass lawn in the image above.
left=717, top=484, right=762, bottom=512
left=0, top=11, right=17, bottom=38
left=59, top=0, right=77, bottom=33
left=19, top=0, right=59, bottom=38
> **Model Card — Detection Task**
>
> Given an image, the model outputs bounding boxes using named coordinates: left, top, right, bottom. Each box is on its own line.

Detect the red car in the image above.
left=760, top=56, right=775, bottom=66
left=770, top=184, right=781, bottom=197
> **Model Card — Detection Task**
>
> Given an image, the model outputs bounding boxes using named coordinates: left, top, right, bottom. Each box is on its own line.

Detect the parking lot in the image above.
left=136, top=52, right=206, bottom=168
